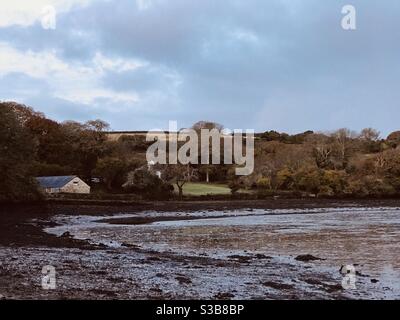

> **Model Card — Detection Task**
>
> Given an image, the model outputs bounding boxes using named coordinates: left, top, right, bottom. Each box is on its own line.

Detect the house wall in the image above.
left=60, top=177, right=91, bottom=194
left=44, top=188, right=61, bottom=194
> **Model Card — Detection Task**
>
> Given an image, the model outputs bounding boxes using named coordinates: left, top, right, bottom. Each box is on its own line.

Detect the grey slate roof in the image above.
left=36, top=176, right=76, bottom=189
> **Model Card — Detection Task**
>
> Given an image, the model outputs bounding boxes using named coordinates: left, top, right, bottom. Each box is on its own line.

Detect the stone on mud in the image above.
left=295, top=254, right=323, bottom=262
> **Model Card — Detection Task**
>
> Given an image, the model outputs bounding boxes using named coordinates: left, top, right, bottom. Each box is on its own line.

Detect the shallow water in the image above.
left=45, top=206, right=400, bottom=299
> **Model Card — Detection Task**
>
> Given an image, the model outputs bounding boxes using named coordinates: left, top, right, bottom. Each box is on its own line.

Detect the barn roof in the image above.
left=36, top=176, right=77, bottom=189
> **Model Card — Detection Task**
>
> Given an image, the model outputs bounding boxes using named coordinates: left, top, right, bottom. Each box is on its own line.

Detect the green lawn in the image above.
left=174, top=182, right=232, bottom=196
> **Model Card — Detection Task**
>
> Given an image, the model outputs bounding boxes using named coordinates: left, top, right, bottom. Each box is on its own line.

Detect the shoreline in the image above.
left=2, top=193, right=400, bottom=207
left=1, top=198, right=400, bottom=248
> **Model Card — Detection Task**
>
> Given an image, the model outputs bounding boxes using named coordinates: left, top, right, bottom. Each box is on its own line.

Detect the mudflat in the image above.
left=0, top=199, right=399, bottom=299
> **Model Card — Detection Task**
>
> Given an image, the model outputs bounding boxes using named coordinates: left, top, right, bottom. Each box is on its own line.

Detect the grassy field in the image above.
left=174, top=183, right=232, bottom=196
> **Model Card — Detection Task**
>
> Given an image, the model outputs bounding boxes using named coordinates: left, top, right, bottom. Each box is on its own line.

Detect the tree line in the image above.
left=1, top=101, right=400, bottom=202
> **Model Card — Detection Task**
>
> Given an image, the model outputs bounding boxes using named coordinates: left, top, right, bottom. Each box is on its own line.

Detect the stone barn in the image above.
left=36, top=176, right=91, bottom=194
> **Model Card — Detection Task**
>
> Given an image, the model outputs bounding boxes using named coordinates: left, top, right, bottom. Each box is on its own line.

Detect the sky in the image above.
left=0, top=0, right=399, bottom=136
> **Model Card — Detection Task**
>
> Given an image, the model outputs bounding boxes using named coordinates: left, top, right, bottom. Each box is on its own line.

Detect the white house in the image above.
left=36, top=176, right=91, bottom=194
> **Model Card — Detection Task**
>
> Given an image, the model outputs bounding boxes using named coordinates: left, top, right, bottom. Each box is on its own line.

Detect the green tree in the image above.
left=161, top=164, right=198, bottom=199
left=123, top=166, right=173, bottom=199
left=0, top=104, right=41, bottom=202
left=94, top=157, right=136, bottom=192
left=61, top=119, right=110, bottom=178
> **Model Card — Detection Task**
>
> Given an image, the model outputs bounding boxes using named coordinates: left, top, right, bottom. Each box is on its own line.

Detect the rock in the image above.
left=175, top=276, right=192, bottom=285
left=150, top=287, right=163, bottom=293
left=215, top=262, right=228, bottom=267
left=295, top=254, right=323, bottom=262
left=356, top=271, right=369, bottom=278
left=60, top=232, right=72, bottom=238
left=147, top=257, right=162, bottom=262
left=325, top=284, right=343, bottom=293
left=155, top=273, right=166, bottom=278
left=121, top=243, right=138, bottom=249
left=303, top=278, right=321, bottom=286
left=371, top=279, right=379, bottom=283
left=254, top=254, right=272, bottom=260
left=262, top=281, right=294, bottom=290
left=214, top=292, right=235, bottom=300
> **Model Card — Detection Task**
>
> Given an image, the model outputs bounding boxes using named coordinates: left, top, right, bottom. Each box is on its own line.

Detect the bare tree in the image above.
left=374, top=153, right=387, bottom=176
left=331, top=128, right=358, bottom=168
left=306, top=133, right=334, bottom=169
left=360, top=128, right=380, bottom=141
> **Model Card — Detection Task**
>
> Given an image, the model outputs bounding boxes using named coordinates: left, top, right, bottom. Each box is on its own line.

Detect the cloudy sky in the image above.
left=0, top=0, right=399, bottom=135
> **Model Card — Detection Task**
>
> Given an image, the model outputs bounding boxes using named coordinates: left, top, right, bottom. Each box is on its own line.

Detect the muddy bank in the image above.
left=0, top=245, right=351, bottom=300
left=1, top=199, right=400, bottom=300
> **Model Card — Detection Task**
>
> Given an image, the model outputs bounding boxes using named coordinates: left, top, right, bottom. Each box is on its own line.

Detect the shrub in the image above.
left=228, top=180, right=243, bottom=195
left=345, top=176, right=396, bottom=197
left=317, top=185, right=335, bottom=197
left=321, top=170, right=348, bottom=195
left=276, top=167, right=294, bottom=190
left=123, top=167, right=173, bottom=199
left=293, top=167, right=322, bottom=194
left=256, top=177, right=271, bottom=189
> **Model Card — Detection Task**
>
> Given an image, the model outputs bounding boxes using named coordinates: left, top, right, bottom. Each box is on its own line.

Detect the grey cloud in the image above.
left=0, top=0, right=399, bottom=135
